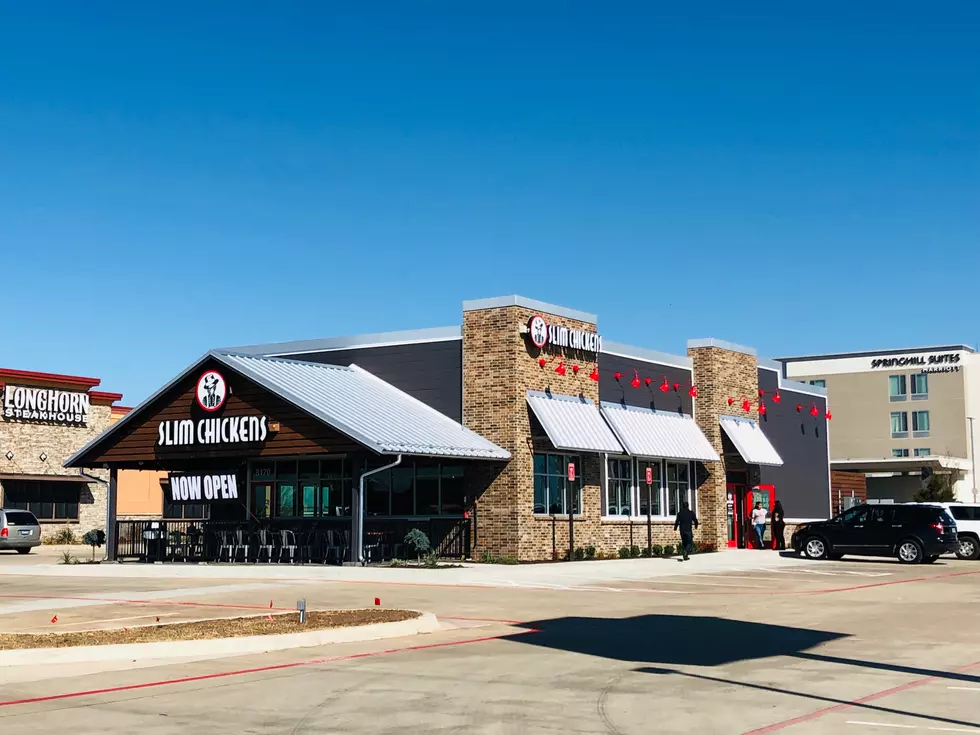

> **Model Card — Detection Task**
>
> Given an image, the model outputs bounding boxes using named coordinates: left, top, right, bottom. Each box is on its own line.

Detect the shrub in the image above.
left=574, top=547, right=586, bottom=561
left=618, top=546, right=631, bottom=559
left=630, top=545, right=641, bottom=558
left=404, top=528, right=431, bottom=565
left=651, top=544, right=663, bottom=557
left=585, top=545, right=596, bottom=560
left=641, top=547, right=651, bottom=557
left=662, top=544, right=675, bottom=557
left=82, top=529, right=106, bottom=562
left=423, top=552, right=440, bottom=568
left=45, top=527, right=77, bottom=545
left=698, top=542, right=717, bottom=554
left=389, top=558, right=406, bottom=567
left=59, top=550, right=75, bottom=565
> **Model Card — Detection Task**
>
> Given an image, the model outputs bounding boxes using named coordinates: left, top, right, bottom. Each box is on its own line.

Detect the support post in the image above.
left=106, top=467, right=118, bottom=562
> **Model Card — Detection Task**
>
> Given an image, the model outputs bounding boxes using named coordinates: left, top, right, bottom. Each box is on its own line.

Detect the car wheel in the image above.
left=803, top=537, right=828, bottom=560
left=15, top=547, right=30, bottom=555
left=956, top=536, right=980, bottom=561
left=897, top=539, right=923, bottom=564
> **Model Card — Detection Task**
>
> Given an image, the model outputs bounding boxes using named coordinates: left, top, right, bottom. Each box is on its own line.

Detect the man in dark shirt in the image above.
left=674, top=501, right=699, bottom=561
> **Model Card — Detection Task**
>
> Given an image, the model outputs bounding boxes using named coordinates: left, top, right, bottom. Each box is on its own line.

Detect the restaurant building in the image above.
left=0, top=367, right=125, bottom=540
left=66, top=296, right=831, bottom=562
left=780, top=345, right=979, bottom=505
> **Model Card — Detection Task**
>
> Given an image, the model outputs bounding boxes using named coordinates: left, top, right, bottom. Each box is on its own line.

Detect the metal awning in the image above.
left=526, top=391, right=623, bottom=453
left=0, top=473, right=92, bottom=483
left=832, top=456, right=970, bottom=474
left=600, top=403, right=719, bottom=462
left=719, top=416, right=784, bottom=466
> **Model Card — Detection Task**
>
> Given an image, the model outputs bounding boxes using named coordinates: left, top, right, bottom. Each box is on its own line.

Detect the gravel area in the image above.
left=0, top=609, right=419, bottom=649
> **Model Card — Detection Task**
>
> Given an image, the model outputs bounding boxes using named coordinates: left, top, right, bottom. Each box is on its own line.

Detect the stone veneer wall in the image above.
left=688, top=345, right=760, bottom=550
left=0, top=404, right=111, bottom=541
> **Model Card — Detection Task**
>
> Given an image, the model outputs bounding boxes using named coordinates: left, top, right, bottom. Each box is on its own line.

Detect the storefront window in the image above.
left=277, top=483, right=297, bottom=517
left=391, top=467, right=415, bottom=515
left=415, top=466, right=440, bottom=515
left=164, top=500, right=209, bottom=520
left=366, top=471, right=390, bottom=515
left=2, top=481, right=79, bottom=521
left=321, top=459, right=352, bottom=517
left=636, top=460, right=663, bottom=516
left=606, top=458, right=632, bottom=516
left=252, top=484, right=272, bottom=518
left=666, top=461, right=690, bottom=516
left=440, top=466, right=465, bottom=514
left=533, top=453, right=581, bottom=515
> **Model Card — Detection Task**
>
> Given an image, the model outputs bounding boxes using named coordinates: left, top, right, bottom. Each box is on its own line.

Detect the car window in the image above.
left=871, top=507, right=897, bottom=524
left=3, top=511, right=38, bottom=526
left=949, top=506, right=968, bottom=521
left=840, top=507, right=870, bottom=525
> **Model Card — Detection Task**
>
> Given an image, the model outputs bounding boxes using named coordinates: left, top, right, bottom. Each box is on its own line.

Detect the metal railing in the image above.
left=114, top=517, right=470, bottom=563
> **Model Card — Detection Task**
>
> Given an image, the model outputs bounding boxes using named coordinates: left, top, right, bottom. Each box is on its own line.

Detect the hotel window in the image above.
left=892, top=449, right=909, bottom=458
left=666, top=461, right=691, bottom=516
left=533, top=453, right=581, bottom=515
left=636, top=459, right=663, bottom=517
left=606, top=458, right=633, bottom=516
left=911, top=373, right=928, bottom=400
left=912, top=410, right=930, bottom=437
left=2, top=481, right=80, bottom=521
left=889, top=375, right=907, bottom=402
left=914, top=448, right=931, bottom=457
left=890, top=411, right=909, bottom=438
left=809, top=379, right=826, bottom=388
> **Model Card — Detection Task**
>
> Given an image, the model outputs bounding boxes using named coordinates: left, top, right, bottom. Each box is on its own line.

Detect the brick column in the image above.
left=462, top=301, right=602, bottom=561
left=688, top=341, right=760, bottom=550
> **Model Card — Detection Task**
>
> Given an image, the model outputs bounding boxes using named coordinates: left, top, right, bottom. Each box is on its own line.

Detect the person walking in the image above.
left=750, top=501, right=768, bottom=549
left=771, top=500, right=786, bottom=551
left=674, top=501, right=699, bottom=561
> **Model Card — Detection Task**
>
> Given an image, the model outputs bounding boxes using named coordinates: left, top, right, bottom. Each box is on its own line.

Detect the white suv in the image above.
left=912, top=503, right=980, bottom=559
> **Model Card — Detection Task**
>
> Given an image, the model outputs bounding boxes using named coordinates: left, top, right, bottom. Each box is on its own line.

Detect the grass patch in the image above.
left=0, top=608, right=419, bottom=650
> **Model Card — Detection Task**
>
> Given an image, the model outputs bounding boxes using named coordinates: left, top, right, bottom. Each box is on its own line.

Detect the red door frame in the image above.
left=745, top=484, right=776, bottom=549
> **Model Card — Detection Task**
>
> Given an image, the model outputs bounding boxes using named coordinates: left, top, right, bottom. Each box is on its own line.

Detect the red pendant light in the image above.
left=758, top=402, right=767, bottom=415
left=614, top=371, right=622, bottom=382
left=796, top=404, right=803, bottom=413
left=810, top=404, right=819, bottom=417
left=572, top=364, right=580, bottom=374
left=728, top=397, right=734, bottom=406
left=589, top=366, right=600, bottom=381
left=773, top=391, right=782, bottom=403
left=631, top=371, right=641, bottom=389
left=688, top=385, right=698, bottom=398
left=555, top=361, right=566, bottom=376
left=758, top=389, right=765, bottom=397
left=660, top=377, right=670, bottom=393
left=538, top=358, right=546, bottom=368
left=741, top=399, right=751, bottom=412
left=644, top=377, right=652, bottom=387
left=825, top=410, right=832, bottom=420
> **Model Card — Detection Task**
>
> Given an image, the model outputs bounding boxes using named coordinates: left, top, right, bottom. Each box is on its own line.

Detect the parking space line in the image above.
left=847, top=721, right=980, bottom=733
left=947, top=687, right=980, bottom=692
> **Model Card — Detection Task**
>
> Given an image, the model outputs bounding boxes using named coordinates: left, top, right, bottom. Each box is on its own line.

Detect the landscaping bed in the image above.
left=0, top=609, right=419, bottom=650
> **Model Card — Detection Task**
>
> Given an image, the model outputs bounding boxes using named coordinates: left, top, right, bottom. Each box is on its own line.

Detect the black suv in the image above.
left=791, top=503, right=958, bottom=564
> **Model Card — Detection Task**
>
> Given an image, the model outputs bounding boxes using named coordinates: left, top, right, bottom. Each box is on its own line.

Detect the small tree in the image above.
left=404, top=528, right=431, bottom=565
left=914, top=473, right=956, bottom=502
left=82, top=529, right=106, bottom=562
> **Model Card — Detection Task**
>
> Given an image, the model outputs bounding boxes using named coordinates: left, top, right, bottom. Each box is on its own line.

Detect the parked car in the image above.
left=908, top=502, right=980, bottom=560
left=792, top=503, right=958, bottom=564
left=0, top=509, right=42, bottom=554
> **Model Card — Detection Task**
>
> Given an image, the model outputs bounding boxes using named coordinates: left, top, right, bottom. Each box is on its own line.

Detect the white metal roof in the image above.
left=218, top=353, right=510, bottom=459
left=600, top=403, right=719, bottom=462
left=526, top=391, right=623, bottom=454
left=719, top=416, right=784, bottom=467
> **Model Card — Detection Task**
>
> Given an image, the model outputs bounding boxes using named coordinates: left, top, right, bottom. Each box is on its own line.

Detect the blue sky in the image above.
left=1, top=2, right=977, bottom=404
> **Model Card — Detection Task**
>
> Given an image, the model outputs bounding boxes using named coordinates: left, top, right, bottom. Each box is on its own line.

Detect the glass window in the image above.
left=300, top=482, right=317, bottom=517
left=810, top=379, right=826, bottom=388
left=892, top=449, right=909, bottom=457
left=533, top=453, right=581, bottom=515
left=251, top=462, right=275, bottom=482
left=252, top=483, right=272, bottom=518
left=840, top=506, right=869, bottom=525
left=890, top=411, right=909, bottom=437
left=164, top=500, right=209, bottom=520
left=2, top=481, right=80, bottom=521
left=390, top=467, right=415, bottom=515
left=636, top=460, right=663, bottom=516
left=912, top=410, right=930, bottom=435
left=320, top=459, right=351, bottom=517
left=440, top=466, right=466, bottom=515
left=950, top=506, right=979, bottom=521
left=889, top=375, right=907, bottom=401
left=276, top=483, right=297, bottom=517
left=366, top=470, right=390, bottom=515
left=914, top=448, right=931, bottom=457
left=606, top=458, right=633, bottom=516
left=275, top=461, right=297, bottom=480
left=870, top=506, right=897, bottom=524
left=666, top=461, right=690, bottom=516
left=911, top=373, right=928, bottom=399
left=415, top=466, right=440, bottom=515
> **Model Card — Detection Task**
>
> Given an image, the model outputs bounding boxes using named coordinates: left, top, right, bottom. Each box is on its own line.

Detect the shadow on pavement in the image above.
left=508, top=614, right=845, bottom=667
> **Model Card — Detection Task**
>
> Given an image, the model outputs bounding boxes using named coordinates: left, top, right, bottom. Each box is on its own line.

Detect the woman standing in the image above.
left=772, top=500, right=786, bottom=550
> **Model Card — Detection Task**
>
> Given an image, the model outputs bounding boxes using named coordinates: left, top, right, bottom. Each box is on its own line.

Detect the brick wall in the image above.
left=0, top=403, right=111, bottom=540
left=689, top=344, right=760, bottom=550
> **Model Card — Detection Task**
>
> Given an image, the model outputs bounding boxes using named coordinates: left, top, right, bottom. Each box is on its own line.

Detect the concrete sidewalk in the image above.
left=0, top=549, right=815, bottom=588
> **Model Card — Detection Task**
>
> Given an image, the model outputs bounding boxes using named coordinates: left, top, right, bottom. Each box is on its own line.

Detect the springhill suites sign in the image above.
left=870, top=352, right=962, bottom=374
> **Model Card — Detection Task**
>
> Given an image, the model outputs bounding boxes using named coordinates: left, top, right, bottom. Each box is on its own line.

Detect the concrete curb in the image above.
left=0, top=611, right=440, bottom=666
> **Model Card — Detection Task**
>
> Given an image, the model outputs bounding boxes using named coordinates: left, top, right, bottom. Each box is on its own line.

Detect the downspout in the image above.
left=79, top=469, right=109, bottom=561
left=357, top=455, right=403, bottom=565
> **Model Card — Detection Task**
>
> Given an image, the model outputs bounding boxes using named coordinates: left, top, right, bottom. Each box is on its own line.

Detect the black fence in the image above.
left=114, top=517, right=471, bottom=564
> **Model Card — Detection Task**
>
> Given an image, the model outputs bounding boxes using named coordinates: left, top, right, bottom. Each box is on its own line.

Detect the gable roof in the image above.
left=65, top=350, right=509, bottom=467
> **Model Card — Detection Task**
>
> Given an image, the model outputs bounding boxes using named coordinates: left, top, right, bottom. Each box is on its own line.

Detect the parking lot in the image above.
left=0, top=549, right=978, bottom=734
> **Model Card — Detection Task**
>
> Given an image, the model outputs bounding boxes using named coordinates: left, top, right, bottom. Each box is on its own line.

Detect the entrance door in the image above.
left=835, top=504, right=872, bottom=553
left=726, top=484, right=742, bottom=548
left=745, top=485, right=775, bottom=549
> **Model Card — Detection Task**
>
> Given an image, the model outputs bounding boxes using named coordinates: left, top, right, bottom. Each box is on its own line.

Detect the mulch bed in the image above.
left=0, top=609, right=419, bottom=650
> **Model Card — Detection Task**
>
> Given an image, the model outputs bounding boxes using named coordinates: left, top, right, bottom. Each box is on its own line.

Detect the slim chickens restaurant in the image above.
left=66, top=295, right=831, bottom=563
